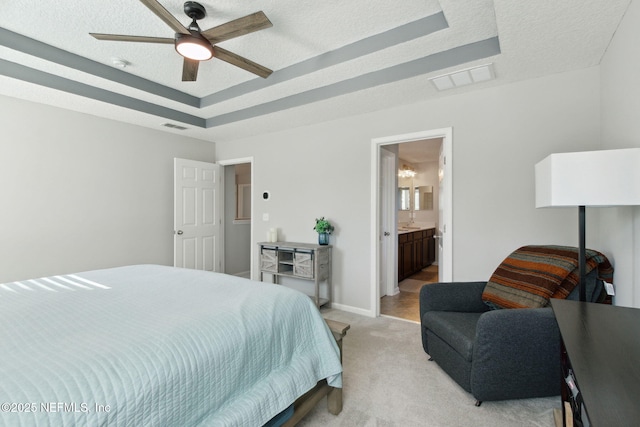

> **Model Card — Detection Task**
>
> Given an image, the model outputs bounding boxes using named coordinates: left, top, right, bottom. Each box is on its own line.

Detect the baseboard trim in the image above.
left=381, top=314, right=420, bottom=325
left=329, top=302, right=375, bottom=318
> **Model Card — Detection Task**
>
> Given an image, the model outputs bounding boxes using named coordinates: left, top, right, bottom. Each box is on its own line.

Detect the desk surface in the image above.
left=551, top=299, right=640, bottom=426
left=258, top=241, right=332, bottom=250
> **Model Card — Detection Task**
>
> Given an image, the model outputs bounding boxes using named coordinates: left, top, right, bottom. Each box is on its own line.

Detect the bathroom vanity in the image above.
left=398, top=227, right=436, bottom=281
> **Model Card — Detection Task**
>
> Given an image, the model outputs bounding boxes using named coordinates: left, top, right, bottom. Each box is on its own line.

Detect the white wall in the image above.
left=0, top=95, right=214, bottom=282
left=216, top=66, right=601, bottom=314
left=599, top=0, right=640, bottom=308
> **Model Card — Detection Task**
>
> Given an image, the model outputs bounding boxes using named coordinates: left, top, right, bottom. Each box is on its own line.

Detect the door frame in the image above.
left=370, top=128, right=453, bottom=317
left=217, top=157, right=255, bottom=278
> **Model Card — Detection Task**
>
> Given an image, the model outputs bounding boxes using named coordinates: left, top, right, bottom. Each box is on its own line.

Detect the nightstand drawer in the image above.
left=293, top=251, right=313, bottom=278
left=260, top=249, right=278, bottom=273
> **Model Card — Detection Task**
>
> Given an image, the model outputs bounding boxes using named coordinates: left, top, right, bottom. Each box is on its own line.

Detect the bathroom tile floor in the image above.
left=380, top=265, right=438, bottom=323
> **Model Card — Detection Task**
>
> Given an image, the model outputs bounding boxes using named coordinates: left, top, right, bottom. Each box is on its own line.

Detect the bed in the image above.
left=0, top=264, right=344, bottom=426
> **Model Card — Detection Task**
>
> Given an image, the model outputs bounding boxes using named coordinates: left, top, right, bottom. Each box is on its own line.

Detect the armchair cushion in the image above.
left=482, top=245, right=613, bottom=309
left=422, top=311, right=482, bottom=362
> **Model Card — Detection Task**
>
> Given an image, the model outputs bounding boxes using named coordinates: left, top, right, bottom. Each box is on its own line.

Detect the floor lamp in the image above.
left=535, top=148, right=640, bottom=301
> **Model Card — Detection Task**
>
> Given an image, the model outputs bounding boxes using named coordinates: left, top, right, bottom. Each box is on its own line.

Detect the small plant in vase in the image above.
left=313, top=217, right=334, bottom=245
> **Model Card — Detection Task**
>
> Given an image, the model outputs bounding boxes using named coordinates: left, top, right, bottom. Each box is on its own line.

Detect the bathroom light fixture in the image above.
left=398, top=164, right=417, bottom=178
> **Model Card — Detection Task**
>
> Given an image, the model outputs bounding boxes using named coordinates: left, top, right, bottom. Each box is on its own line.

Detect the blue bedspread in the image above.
left=0, top=265, right=342, bottom=426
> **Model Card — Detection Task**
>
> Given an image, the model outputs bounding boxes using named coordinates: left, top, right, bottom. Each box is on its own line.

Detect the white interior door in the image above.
left=380, top=148, right=398, bottom=297
left=437, top=142, right=452, bottom=282
left=174, top=158, right=221, bottom=271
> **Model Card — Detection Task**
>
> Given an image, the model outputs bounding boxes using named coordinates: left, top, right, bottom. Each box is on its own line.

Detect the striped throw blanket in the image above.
left=482, top=245, right=613, bottom=309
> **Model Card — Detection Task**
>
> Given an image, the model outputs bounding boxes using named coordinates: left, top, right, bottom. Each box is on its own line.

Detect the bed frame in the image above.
left=283, top=319, right=350, bottom=426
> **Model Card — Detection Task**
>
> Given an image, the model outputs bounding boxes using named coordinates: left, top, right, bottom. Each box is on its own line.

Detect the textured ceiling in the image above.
left=0, top=0, right=631, bottom=142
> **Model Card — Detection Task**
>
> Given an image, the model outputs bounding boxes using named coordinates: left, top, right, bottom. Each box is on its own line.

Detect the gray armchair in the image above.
left=419, top=274, right=604, bottom=404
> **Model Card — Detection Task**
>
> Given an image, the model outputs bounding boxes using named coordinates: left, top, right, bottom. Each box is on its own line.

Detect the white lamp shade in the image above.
left=535, top=148, right=640, bottom=207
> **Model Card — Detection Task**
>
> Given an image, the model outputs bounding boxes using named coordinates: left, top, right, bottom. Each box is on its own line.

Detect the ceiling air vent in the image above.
left=162, top=123, right=188, bottom=130
left=429, top=63, right=495, bottom=91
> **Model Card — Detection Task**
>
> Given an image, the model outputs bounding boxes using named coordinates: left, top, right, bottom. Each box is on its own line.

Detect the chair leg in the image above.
left=475, top=400, right=482, bottom=407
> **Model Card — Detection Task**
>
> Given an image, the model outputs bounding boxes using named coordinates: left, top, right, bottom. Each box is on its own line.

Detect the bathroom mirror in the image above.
left=398, top=187, right=410, bottom=210
left=414, top=186, right=434, bottom=211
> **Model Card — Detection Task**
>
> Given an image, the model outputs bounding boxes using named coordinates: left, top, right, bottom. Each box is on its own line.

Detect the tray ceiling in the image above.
left=0, top=0, right=631, bottom=142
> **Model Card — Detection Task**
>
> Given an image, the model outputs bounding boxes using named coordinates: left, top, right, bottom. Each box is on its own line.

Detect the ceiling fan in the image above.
left=90, top=0, right=273, bottom=81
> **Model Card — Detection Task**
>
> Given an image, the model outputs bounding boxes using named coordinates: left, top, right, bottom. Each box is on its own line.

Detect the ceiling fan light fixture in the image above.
left=175, top=33, right=213, bottom=61
left=90, top=1, right=272, bottom=81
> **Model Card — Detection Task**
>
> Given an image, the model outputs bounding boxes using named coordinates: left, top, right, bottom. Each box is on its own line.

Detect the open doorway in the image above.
left=218, top=158, right=254, bottom=279
left=380, top=139, right=442, bottom=322
left=370, top=128, right=452, bottom=320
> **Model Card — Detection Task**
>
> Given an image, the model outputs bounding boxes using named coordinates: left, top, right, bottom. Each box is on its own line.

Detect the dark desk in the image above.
left=551, top=299, right=640, bottom=426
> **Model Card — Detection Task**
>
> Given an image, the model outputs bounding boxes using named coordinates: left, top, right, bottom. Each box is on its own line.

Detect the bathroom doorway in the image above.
left=370, top=128, right=453, bottom=320
left=381, top=139, right=442, bottom=322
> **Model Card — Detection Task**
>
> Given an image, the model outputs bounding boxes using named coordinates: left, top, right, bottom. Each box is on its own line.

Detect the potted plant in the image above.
left=313, top=217, right=334, bottom=245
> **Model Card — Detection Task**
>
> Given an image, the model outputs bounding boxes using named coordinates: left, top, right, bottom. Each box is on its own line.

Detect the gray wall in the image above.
left=0, top=95, right=214, bottom=282
left=215, top=66, right=602, bottom=315
left=599, top=0, right=640, bottom=308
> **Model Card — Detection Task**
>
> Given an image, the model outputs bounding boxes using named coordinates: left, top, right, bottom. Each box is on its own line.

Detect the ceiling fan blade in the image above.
left=213, top=46, right=272, bottom=78
left=139, top=0, right=190, bottom=35
left=90, top=33, right=174, bottom=44
left=201, top=11, right=272, bottom=44
left=182, top=58, right=199, bottom=81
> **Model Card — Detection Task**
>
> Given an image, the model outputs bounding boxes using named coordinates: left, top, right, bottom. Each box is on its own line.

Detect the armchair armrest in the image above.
left=471, top=307, right=561, bottom=401
left=419, top=282, right=490, bottom=321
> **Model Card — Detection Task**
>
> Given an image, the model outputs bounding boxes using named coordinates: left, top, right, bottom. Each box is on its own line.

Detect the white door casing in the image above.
left=216, top=157, right=254, bottom=279
left=438, top=131, right=453, bottom=283
left=174, top=158, right=221, bottom=271
left=438, top=144, right=446, bottom=281
left=380, top=147, right=398, bottom=297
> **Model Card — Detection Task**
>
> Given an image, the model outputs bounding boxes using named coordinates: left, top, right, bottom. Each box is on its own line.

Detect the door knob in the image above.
left=176, top=230, right=184, bottom=235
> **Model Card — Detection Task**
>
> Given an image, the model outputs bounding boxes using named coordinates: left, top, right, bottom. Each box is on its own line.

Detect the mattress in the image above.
left=0, top=265, right=342, bottom=426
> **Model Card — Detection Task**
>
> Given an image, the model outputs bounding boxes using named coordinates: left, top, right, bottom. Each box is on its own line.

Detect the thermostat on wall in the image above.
left=262, top=191, right=270, bottom=201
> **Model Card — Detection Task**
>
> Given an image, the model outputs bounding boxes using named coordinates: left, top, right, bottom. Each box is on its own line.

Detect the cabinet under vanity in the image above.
left=398, top=228, right=436, bottom=281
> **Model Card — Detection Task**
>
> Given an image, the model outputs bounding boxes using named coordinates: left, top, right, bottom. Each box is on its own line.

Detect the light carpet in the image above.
left=300, top=309, right=557, bottom=427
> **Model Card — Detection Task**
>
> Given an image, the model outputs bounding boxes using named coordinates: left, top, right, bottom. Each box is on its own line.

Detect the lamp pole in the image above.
left=579, top=205, right=586, bottom=302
